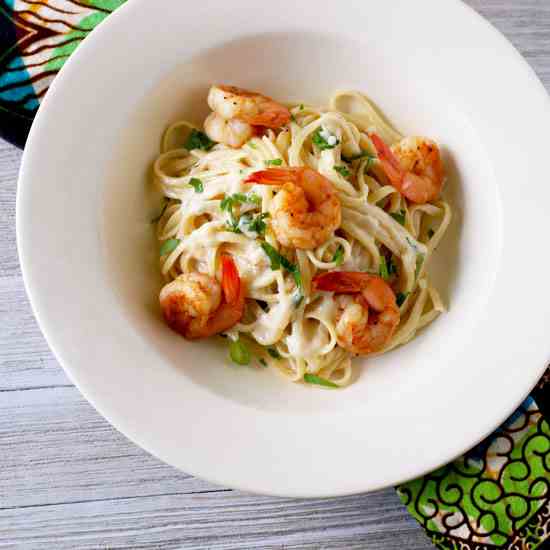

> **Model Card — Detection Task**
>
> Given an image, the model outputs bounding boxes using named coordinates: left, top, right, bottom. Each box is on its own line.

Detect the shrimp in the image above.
left=203, top=113, right=254, bottom=149
left=204, top=85, right=291, bottom=147
left=312, top=271, right=400, bottom=355
left=159, top=254, right=245, bottom=340
left=370, top=133, right=445, bottom=204
left=245, top=167, right=341, bottom=249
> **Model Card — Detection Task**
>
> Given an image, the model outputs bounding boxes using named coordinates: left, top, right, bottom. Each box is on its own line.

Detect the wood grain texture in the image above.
left=1, top=1, right=549, bottom=548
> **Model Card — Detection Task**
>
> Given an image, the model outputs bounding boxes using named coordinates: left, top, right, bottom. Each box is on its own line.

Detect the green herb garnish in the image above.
left=428, top=228, right=435, bottom=239
left=379, top=256, right=390, bottom=280
left=259, top=358, right=268, bottom=367
left=334, top=165, right=350, bottom=178
left=312, top=128, right=339, bottom=151
left=229, top=338, right=251, bottom=366
left=257, top=300, right=269, bottom=311
left=185, top=129, right=215, bottom=151
left=265, top=158, right=283, bottom=166
left=159, top=238, right=180, bottom=256
left=332, top=245, right=345, bottom=266
left=390, top=209, right=406, bottom=226
left=267, top=347, right=281, bottom=360
left=260, top=242, right=302, bottom=288
left=303, top=374, right=338, bottom=388
left=247, top=141, right=258, bottom=149
left=189, top=178, right=203, bottom=193
left=246, top=212, right=269, bottom=236
left=396, top=292, right=410, bottom=307
left=299, top=104, right=304, bottom=110
left=290, top=114, right=297, bottom=123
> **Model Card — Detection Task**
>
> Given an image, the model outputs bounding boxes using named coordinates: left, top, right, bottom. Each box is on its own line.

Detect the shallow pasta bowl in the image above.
left=16, top=0, right=550, bottom=497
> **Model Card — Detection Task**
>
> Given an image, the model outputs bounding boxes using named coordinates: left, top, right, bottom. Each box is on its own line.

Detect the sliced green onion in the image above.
left=332, top=245, right=345, bottom=266
left=303, top=374, right=339, bottom=388
left=160, top=238, right=180, bottom=256
left=229, top=338, right=251, bottom=366
left=379, top=256, right=390, bottom=280
left=265, top=158, right=283, bottom=166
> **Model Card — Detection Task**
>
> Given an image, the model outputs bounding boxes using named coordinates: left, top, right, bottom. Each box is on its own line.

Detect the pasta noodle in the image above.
left=153, top=90, right=452, bottom=387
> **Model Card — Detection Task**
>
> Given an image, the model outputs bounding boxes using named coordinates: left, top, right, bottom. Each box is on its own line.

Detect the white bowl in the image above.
left=17, top=0, right=550, bottom=497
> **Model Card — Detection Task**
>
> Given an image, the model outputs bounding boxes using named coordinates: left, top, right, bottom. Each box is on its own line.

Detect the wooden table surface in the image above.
left=2, top=2, right=549, bottom=548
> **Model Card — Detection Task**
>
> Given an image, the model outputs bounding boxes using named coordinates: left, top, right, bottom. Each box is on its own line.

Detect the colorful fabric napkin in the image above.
left=1, top=2, right=549, bottom=548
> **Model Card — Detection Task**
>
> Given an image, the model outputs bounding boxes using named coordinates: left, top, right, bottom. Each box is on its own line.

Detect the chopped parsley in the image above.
left=428, top=228, right=435, bottom=239
left=159, top=238, right=180, bottom=256
left=312, top=127, right=339, bottom=151
left=390, top=209, right=406, bottom=226
left=332, top=245, right=345, bottom=266
left=221, top=193, right=262, bottom=233
left=265, top=158, right=283, bottom=166
left=259, top=358, right=268, bottom=367
left=396, top=292, right=410, bottom=307
left=188, top=177, right=203, bottom=193
left=238, top=212, right=269, bottom=237
left=290, top=113, right=297, bottom=123
left=260, top=242, right=302, bottom=288
left=299, top=104, right=304, bottom=110
left=267, top=347, right=282, bottom=360
left=229, top=338, right=251, bottom=366
left=185, top=129, right=215, bottom=151
left=303, top=374, right=338, bottom=388
left=247, top=212, right=269, bottom=235
left=334, top=165, right=350, bottom=178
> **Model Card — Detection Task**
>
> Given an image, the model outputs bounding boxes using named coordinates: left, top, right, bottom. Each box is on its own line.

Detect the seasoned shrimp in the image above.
left=204, top=85, right=291, bottom=147
left=203, top=112, right=254, bottom=149
left=312, top=271, right=399, bottom=355
left=245, top=167, right=341, bottom=249
left=370, top=133, right=445, bottom=204
left=159, top=254, right=245, bottom=340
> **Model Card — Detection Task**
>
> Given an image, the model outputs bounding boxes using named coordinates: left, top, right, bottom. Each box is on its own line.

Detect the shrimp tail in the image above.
left=312, top=272, right=369, bottom=294
left=221, top=254, right=241, bottom=304
left=245, top=168, right=297, bottom=186
left=369, top=132, right=403, bottom=186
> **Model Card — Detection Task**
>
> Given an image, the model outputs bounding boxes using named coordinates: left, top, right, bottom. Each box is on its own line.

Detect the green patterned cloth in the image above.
left=1, top=3, right=549, bottom=548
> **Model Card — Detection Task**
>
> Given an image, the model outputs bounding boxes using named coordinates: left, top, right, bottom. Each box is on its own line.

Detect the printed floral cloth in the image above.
left=1, top=2, right=549, bottom=548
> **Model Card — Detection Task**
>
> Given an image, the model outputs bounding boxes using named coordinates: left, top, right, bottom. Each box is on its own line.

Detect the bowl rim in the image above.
left=16, top=0, right=550, bottom=497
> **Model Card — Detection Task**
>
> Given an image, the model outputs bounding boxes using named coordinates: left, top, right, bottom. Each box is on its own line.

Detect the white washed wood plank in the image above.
left=0, top=490, right=430, bottom=550
left=0, top=386, right=214, bottom=507
left=0, top=277, right=70, bottom=390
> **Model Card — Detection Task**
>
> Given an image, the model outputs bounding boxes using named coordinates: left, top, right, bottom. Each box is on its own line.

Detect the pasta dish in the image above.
left=153, top=85, right=451, bottom=388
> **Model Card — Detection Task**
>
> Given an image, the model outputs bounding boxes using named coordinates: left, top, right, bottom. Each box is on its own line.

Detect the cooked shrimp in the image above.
left=312, top=271, right=399, bottom=355
left=203, top=112, right=254, bottom=149
left=205, top=85, right=291, bottom=147
left=245, top=167, right=341, bottom=249
left=370, top=133, right=445, bottom=204
left=159, top=254, right=245, bottom=340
